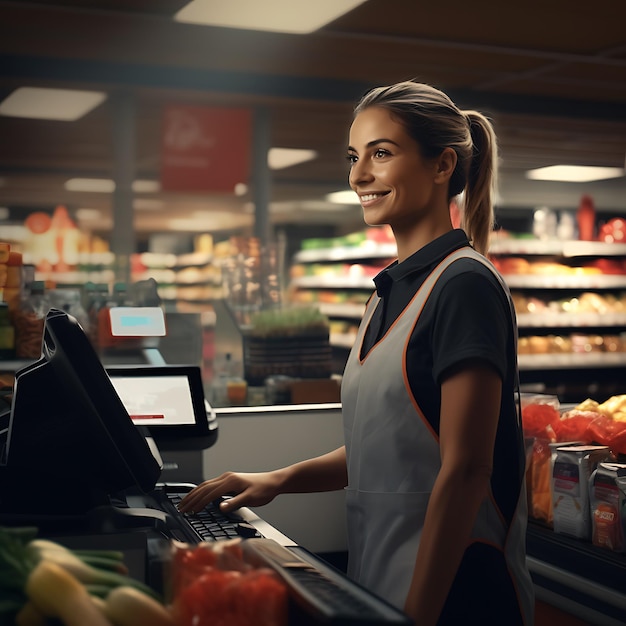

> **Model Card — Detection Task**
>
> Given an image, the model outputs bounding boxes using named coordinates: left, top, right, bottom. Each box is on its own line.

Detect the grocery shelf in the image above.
left=503, top=274, right=626, bottom=289
left=518, top=352, right=626, bottom=370
left=516, top=312, right=626, bottom=328
left=489, top=239, right=626, bottom=257
left=318, top=303, right=366, bottom=319
left=293, top=243, right=397, bottom=264
left=292, top=276, right=376, bottom=290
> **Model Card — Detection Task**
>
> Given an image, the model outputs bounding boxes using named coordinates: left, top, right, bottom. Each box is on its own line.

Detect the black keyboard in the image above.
left=151, top=487, right=262, bottom=544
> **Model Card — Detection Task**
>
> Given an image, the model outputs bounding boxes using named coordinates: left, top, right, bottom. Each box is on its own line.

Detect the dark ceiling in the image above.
left=0, top=0, right=625, bottom=237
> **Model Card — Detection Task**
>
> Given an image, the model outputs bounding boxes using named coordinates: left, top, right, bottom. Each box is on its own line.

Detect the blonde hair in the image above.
left=354, top=82, right=498, bottom=255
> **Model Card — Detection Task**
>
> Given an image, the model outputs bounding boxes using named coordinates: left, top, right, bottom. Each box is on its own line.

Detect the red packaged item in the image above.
left=521, top=402, right=559, bottom=440
left=168, top=539, right=288, bottom=626
left=553, top=410, right=599, bottom=443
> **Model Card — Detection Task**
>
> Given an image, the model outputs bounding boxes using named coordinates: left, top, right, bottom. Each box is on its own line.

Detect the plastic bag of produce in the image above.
left=168, top=539, right=287, bottom=626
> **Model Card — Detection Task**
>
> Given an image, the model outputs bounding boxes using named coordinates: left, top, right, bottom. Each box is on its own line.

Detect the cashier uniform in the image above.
left=340, top=230, right=534, bottom=625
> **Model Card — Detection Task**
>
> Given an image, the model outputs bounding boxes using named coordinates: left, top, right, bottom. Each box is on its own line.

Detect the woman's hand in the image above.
left=177, top=470, right=283, bottom=514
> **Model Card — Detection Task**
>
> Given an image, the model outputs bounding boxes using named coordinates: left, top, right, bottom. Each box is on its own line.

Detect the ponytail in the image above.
left=460, top=111, right=498, bottom=255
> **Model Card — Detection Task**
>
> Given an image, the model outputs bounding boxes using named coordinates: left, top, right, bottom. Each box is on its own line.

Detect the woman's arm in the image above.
left=178, top=446, right=347, bottom=514
left=403, top=362, right=502, bottom=625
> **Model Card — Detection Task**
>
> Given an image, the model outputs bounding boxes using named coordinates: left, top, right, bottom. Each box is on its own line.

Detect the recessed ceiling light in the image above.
left=174, top=0, right=367, bottom=34
left=64, top=178, right=161, bottom=193
left=0, top=87, right=107, bottom=121
left=268, top=148, right=317, bottom=170
left=326, top=189, right=360, bottom=205
left=134, top=198, right=165, bottom=211
left=65, top=178, right=115, bottom=193
left=133, top=180, right=161, bottom=193
left=526, top=165, right=625, bottom=183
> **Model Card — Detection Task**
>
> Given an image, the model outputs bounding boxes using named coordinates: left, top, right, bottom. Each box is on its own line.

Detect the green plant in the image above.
left=248, top=307, right=329, bottom=337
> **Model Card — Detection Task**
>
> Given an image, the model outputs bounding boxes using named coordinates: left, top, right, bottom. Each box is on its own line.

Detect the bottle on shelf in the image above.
left=577, top=195, right=596, bottom=242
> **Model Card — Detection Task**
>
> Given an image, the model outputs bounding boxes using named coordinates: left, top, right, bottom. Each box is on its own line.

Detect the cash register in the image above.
left=0, top=308, right=411, bottom=625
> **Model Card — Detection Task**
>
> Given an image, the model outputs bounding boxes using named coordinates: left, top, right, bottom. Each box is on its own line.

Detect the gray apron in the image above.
left=341, top=247, right=534, bottom=624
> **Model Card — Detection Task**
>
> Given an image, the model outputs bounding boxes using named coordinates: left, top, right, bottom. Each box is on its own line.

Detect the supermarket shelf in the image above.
left=503, top=274, right=626, bottom=289
left=318, top=303, right=366, bottom=319
left=517, top=312, right=626, bottom=328
left=518, top=352, right=626, bottom=370
left=294, top=243, right=397, bottom=264
left=292, top=276, right=375, bottom=290
left=489, top=239, right=626, bottom=258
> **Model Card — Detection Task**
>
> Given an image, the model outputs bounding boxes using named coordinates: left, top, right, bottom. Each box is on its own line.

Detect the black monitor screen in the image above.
left=0, top=308, right=162, bottom=515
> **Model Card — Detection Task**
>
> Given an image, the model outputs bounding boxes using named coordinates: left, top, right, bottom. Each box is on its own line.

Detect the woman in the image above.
left=179, top=81, right=535, bottom=625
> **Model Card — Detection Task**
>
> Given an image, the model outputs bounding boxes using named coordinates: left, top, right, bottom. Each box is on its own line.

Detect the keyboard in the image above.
left=164, top=490, right=261, bottom=542
left=150, top=486, right=262, bottom=544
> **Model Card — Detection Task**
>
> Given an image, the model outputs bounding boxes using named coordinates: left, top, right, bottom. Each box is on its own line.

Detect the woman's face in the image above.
left=348, top=106, right=440, bottom=229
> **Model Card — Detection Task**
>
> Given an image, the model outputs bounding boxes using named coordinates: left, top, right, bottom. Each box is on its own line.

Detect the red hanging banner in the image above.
left=161, top=106, right=252, bottom=192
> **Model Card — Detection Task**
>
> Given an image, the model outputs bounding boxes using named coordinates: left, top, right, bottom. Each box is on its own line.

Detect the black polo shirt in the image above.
left=361, top=229, right=522, bottom=523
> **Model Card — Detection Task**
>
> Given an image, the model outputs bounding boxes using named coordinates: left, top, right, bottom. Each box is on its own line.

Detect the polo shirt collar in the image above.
left=373, top=229, right=472, bottom=296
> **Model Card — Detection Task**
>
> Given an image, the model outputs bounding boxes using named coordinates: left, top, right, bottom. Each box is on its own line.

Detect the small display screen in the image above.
left=106, top=365, right=215, bottom=451
left=110, top=375, right=196, bottom=426
left=109, top=307, right=166, bottom=337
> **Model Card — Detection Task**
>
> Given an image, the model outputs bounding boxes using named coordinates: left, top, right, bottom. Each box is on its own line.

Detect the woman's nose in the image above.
left=349, top=159, right=373, bottom=187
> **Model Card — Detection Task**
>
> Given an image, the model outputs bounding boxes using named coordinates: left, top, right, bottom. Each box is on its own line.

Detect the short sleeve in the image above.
left=430, top=267, right=511, bottom=383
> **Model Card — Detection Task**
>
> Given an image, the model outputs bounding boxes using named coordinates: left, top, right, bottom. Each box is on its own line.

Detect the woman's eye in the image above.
left=346, top=154, right=357, bottom=165
left=374, top=148, right=390, bottom=158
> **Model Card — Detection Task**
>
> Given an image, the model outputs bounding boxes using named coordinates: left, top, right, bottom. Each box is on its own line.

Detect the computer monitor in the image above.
left=0, top=308, right=163, bottom=516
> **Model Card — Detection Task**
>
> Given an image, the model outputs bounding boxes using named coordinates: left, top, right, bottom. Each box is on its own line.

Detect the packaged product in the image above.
left=169, top=539, right=287, bottom=626
left=521, top=394, right=560, bottom=524
left=590, top=462, right=626, bottom=552
left=552, top=445, right=610, bottom=539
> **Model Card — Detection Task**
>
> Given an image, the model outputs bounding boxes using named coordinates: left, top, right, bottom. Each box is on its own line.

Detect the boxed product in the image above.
left=590, top=462, right=626, bottom=552
left=552, top=444, right=610, bottom=539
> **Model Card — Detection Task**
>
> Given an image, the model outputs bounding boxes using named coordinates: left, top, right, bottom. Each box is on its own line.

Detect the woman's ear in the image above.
left=434, top=147, right=457, bottom=184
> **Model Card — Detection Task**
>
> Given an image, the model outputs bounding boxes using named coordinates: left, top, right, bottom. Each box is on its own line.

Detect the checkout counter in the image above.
left=0, top=308, right=411, bottom=625
left=1, top=307, right=626, bottom=625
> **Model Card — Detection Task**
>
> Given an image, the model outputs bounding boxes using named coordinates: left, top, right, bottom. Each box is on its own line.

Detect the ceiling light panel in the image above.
left=526, top=165, right=625, bottom=183
left=268, top=148, right=318, bottom=169
left=0, top=87, right=107, bottom=121
left=64, top=178, right=161, bottom=193
left=175, top=0, right=367, bottom=34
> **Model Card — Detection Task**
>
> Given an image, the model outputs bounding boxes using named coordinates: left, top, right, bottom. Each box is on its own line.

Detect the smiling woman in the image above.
left=178, top=80, right=535, bottom=626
